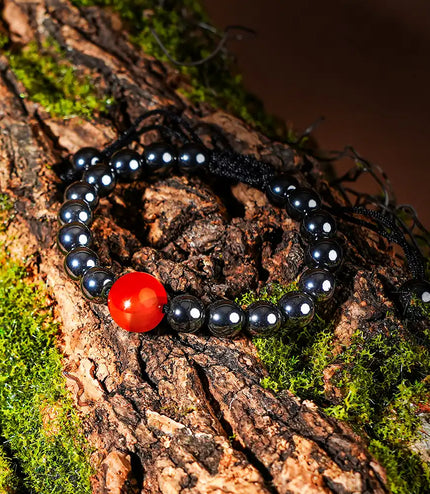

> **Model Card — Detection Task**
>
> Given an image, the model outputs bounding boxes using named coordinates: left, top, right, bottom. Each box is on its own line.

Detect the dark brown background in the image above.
left=203, top=0, right=430, bottom=226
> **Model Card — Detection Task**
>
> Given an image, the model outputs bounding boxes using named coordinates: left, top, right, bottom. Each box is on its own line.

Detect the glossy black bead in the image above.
left=286, top=187, right=321, bottom=219
left=266, top=175, right=299, bottom=206
left=83, top=163, right=116, bottom=197
left=57, top=222, right=92, bottom=254
left=64, top=247, right=99, bottom=280
left=143, top=143, right=177, bottom=173
left=278, top=291, right=315, bottom=327
left=166, top=294, right=206, bottom=333
left=298, top=268, right=336, bottom=302
left=178, top=143, right=210, bottom=172
left=307, top=239, right=343, bottom=271
left=110, top=149, right=144, bottom=181
left=301, top=211, right=337, bottom=241
left=58, top=199, right=92, bottom=226
left=208, top=300, right=245, bottom=338
left=81, top=266, right=115, bottom=303
left=401, top=279, right=430, bottom=304
left=72, top=147, right=102, bottom=175
left=246, top=301, right=284, bottom=337
left=64, top=181, right=99, bottom=209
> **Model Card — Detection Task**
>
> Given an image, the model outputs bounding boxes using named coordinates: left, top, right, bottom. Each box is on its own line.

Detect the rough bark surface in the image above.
left=0, top=0, right=398, bottom=492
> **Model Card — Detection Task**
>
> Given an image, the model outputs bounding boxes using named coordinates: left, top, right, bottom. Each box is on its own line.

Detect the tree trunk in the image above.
left=0, top=0, right=403, bottom=492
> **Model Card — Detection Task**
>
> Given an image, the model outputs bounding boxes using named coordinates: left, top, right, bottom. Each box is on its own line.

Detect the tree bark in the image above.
left=0, top=0, right=396, bottom=492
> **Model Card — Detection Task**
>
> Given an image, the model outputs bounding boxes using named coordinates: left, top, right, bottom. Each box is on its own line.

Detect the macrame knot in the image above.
left=209, top=150, right=275, bottom=190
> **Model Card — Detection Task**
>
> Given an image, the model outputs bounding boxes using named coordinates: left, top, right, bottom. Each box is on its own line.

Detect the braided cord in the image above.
left=102, top=108, right=425, bottom=280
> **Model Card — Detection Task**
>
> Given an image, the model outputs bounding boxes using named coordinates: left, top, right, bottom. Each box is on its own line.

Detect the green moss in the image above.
left=239, top=280, right=430, bottom=494
left=370, top=440, right=430, bottom=494
left=414, top=298, right=430, bottom=321
left=0, top=194, right=14, bottom=233
left=0, top=250, right=94, bottom=493
left=0, top=34, right=9, bottom=50
left=0, top=194, right=13, bottom=214
left=6, top=40, right=112, bottom=119
left=0, top=447, right=20, bottom=494
left=272, top=328, right=430, bottom=493
left=69, top=0, right=286, bottom=138
left=236, top=282, right=332, bottom=394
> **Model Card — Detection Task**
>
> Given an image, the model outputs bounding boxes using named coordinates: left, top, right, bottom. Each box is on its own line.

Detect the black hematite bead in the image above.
left=298, top=268, right=336, bottom=302
left=178, top=143, right=209, bottom=172
left=246, top=301, right=284, bottom=337
left=301, top=211, right=337, bottom=241
left=265, top=175, right=299, bottom=206
left=143, top=143, right=177, bottom=173
left=278, top=291, right=315, bottom=327
left=64, top=181, right=99, bottom=209
left=208, top=300, right=245, bottom=338
left=64, top=247, right=99, bottom=280
left=81, top=266, right=115, bottom=303
left=83, top=163, right=116, bottom=196
left=58, top=199, right=92, bottom=226
left=286, top=187, right=321, bottom=220
left=57, top=222, right=92, bottom=254
left=110, top=149, right=144, bottom=181
left=72, top=147, right=102, bottom=175
left=307, top=239, right=343, bottom=271
left=401, top=279, right=430, bottom=304
left=166, top=294, right=206, bottom=333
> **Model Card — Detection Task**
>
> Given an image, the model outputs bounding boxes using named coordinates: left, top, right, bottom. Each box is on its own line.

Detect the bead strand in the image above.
left=264, top=175, right=342, bottom=324
left=57, top=138, right=429, bottom=338
left=57, top=142, right=341, bottom=337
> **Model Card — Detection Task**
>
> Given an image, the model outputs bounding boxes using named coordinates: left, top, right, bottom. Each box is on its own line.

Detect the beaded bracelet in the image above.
left=56, top=112, right=430, bottom=338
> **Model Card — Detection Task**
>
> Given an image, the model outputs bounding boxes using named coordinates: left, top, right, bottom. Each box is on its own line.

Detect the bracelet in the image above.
left=56, top=112, right=430, bottom=338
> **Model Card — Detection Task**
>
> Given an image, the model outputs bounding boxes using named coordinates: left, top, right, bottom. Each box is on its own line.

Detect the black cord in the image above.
left=103, top=109, right=276, bottom=189
left=101, top=108, right=192, bottom=157
left=149, top=24, right=256, bottom=67
left=102, top=108, right=426, bottom=282
left=330, top=206, right=426, bottom=280
left=208, top=150, right=275, bottom=189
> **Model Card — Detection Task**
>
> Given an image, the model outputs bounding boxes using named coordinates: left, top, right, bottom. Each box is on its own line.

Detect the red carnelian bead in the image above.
left=107, top=272, right=167, bottom=333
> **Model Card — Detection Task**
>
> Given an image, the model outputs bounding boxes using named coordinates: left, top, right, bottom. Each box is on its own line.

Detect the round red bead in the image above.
left=107, top=272, right=167, bottom=333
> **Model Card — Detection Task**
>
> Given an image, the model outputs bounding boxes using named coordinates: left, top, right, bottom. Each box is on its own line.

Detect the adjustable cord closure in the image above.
left=56, top=109, right=430, bottom=337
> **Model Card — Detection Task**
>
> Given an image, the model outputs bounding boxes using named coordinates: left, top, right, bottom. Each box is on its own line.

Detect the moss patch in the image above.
left=6, top=39, right=112, bottom=119
left=0, top=34, right=8, bottom=50
left=237, top=282, right=331, bottom=395
left=238, top=285, right=430, bottom=493
left=0, top=194, right=13, bottom=212
left=413, top=297, right=430, bottom=321
left=0, top=447, right=20, bottom=494
left=0, top=194, right=13, bottom=233
left=0, top=248, right=94, bottom=493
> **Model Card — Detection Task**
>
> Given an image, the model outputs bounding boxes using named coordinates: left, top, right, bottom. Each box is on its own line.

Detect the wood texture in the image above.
left=0, top=1, right=399, bottom=492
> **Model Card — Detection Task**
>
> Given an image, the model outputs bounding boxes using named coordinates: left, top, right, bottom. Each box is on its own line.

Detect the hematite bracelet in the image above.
left=56, top=112, right=430, bottom=337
